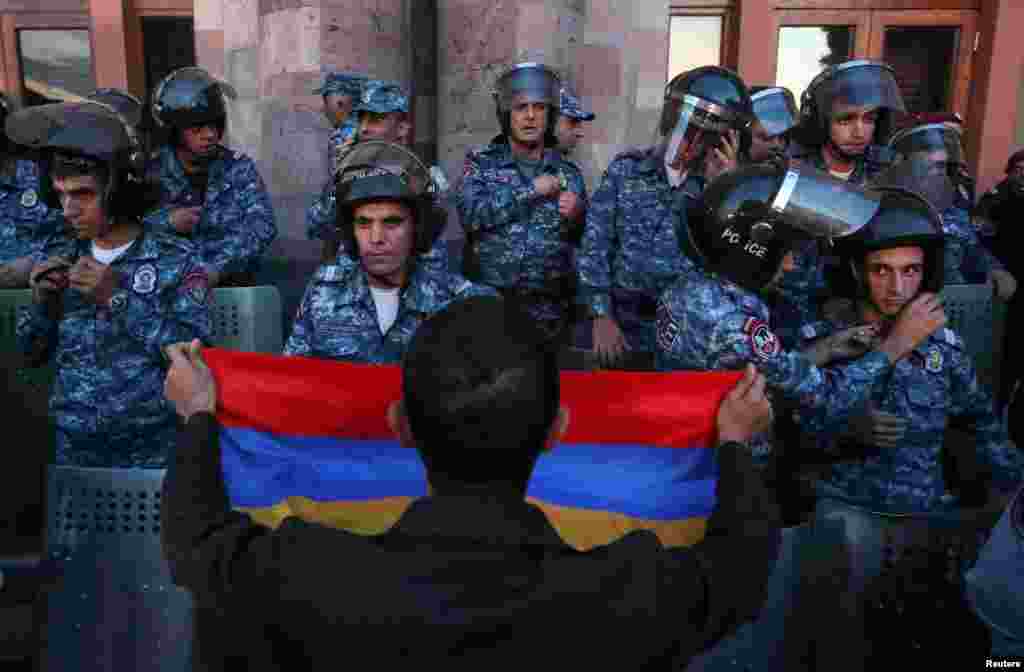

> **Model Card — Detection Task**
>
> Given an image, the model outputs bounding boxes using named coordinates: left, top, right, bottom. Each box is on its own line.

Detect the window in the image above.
left=18, top=29, right=95, bottom=105
left=776, top=26, right=855, bottom=110
left=668, top=15, right=723, bottom=80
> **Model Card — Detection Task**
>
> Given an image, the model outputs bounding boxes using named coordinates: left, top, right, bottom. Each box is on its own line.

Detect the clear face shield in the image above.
left=813, top=61, right=906, bottom=126
left=660, top=94, right=740, bottom=175
left=751, top=88, right=798, bottom=139
left=870, top=153, right=957, bottom=214
left=695, top=165, right=882, bottom=291
left=151, top=67, right=237, bottom=129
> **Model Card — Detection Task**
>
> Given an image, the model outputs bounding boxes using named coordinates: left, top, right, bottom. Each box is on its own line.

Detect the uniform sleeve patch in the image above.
left=181, top=269, right=209, bottom=304
left=742, top=317, right=780, bottom=360
left=132, top=264, right=158, bottom=295
left=655, top=299, right=680, bottom=353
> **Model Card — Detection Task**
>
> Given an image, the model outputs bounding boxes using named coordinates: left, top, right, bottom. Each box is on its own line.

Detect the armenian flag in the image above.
left=205, top=348, right=740, bottom=550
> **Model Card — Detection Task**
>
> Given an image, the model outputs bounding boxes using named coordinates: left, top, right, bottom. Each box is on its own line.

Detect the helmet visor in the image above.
left=890, top=124, right=964, bottom=167
left=5, top=101, right=130, bottom=162
left=751, top=87, right=798, bottom=138
left=662, top=95, right=737, bottom=170
left=152, top=67, right=236, bottom=128
left=495, top=64, right=560, bottom=109
left=870, top=154, right=956, bottom=214
left=772, top=167, right=882, bottom=239
left=335, top=141, right=432, bottom=203
left=813, top=62, right=906, bottom=121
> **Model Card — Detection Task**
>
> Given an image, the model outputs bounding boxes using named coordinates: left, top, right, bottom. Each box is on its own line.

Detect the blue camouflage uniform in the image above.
left=0, top=160, right=63, bottom=266
left=771, top=148, right=886, bottom=347
left=656, top=267, right=894, bottom=461
left=798, top=309, right=1023, bottom=513
left=17, top=231, right=212, bottom=468
left=940, top=203, right=1004, bottom=285
left=305, top=71, right=366, bottom=242
left=284, top=254, right=496, bottom=363
left=458, top=141, right=586, bottom=333
left=576, top=148, right=698, bottom=352
left=145, top=145, right=277, bottom=284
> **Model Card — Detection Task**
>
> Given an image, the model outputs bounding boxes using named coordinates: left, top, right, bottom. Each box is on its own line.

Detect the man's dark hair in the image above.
left=401, top=296, right=559, bottom=489
left=49, top=152, right=161, bottom=218
left=1006, top=148, right=1024, bottom=175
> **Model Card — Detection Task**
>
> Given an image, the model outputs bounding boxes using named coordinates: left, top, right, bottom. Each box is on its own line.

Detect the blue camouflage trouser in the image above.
left=55, top=422, right=178, bottom=469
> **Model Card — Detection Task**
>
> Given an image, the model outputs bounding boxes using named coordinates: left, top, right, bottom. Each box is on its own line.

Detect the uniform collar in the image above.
left=492, top=143, right=564, bottom=170
left=325, top=254, right=447, bottom=315
left=68, top=226, right=155, bottom=263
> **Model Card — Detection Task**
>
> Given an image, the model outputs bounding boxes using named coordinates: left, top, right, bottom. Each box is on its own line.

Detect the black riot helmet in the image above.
left=833, top=157, right=950, bottom=295
left=837, top=188, right=946, bottom=295
left=151, top=67, right=236, bottom=135
left=659, top=66, right=753, bottom=170
left=796, top=60, right=906, bottom=151
left=492, top=62, right=562, bottom=146
left=4, top=100, right=154, bottom=218
left=88, top=88, right=146, bottom=173
left=334, top=141, right=440, bottom=260
left=690, top=163, right=881, bottom=292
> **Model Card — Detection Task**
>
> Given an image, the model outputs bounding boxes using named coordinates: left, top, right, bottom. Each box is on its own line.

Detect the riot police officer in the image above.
left=88, top=88, right=147, bottom=156
left=285, top=141, right=495, bottom=362
left=554, top=85, right=595, bottom=158
left=0, top=92, right=63, bottom=287
left=578, top=66, right=750, bottom=367
left=777, top=60, right=907, bottom=346
left=888, top=113, right=1016, bottom=295
left=656, top=163, right=947, bottom=462
left=747, top=86, right=798, bottom=163
left=458, top=62, right=586, bottom=342
left=8, top=100, right=211, bottom=466
left=146, top=66, right=276, bottom=287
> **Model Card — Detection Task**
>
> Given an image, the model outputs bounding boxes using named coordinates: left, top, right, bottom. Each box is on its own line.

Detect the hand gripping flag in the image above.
left=205, top=349, right=742, bottom=549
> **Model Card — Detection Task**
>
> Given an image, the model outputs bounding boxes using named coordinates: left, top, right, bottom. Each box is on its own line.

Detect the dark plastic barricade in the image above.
left=38, top=466, right=192, bottom=672
left=942, top=283, right=1005, bottom=395
left=209, top=285, right=283, bottom=353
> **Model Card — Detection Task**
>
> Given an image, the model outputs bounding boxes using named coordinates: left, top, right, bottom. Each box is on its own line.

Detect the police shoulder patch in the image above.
left=132, top=264, right=158, bottom=295
left=742, top=317, right=780, bottom=360
left=181, top=269, right=209, bottom=305
left=20, top=189, right=38, bottom=209
left=655, top=299, right=680, bottom=353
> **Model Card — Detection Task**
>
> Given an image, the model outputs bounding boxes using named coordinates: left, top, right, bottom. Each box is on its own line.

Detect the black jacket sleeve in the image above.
left=666, top=441, right=783, bottom=658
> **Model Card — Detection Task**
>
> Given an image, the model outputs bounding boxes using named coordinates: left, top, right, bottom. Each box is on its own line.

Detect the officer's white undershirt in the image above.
left=91, top=239, right=135, bottom=265
left=369, top=286, right=400, bottom=334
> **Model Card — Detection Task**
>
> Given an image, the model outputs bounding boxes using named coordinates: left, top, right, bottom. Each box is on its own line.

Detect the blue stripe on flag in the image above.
left=222, top=427, right=717, bottom=521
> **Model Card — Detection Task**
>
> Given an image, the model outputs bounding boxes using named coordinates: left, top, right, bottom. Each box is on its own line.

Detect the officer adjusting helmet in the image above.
left=889, top=112, right=973, bottom=204
left=834, top=156, right=951, bottom=295
left=5, top=100, right=150, bottom=219
left=659, top=66, right=753, bottom=171
left=749, top=86, right=798, bottom=159
left=334, top=140, right=439, bottom=260
left=690, top=162, right=881, bottom=292
left=151, top=67, right=237, bottom=137
left=492, top=62, right=562, bottom=146
left=797, top=60, right=906, bottom=153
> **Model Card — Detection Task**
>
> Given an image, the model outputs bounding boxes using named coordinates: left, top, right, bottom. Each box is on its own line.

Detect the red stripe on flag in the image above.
left=205, top=348, right=740, bottom=448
